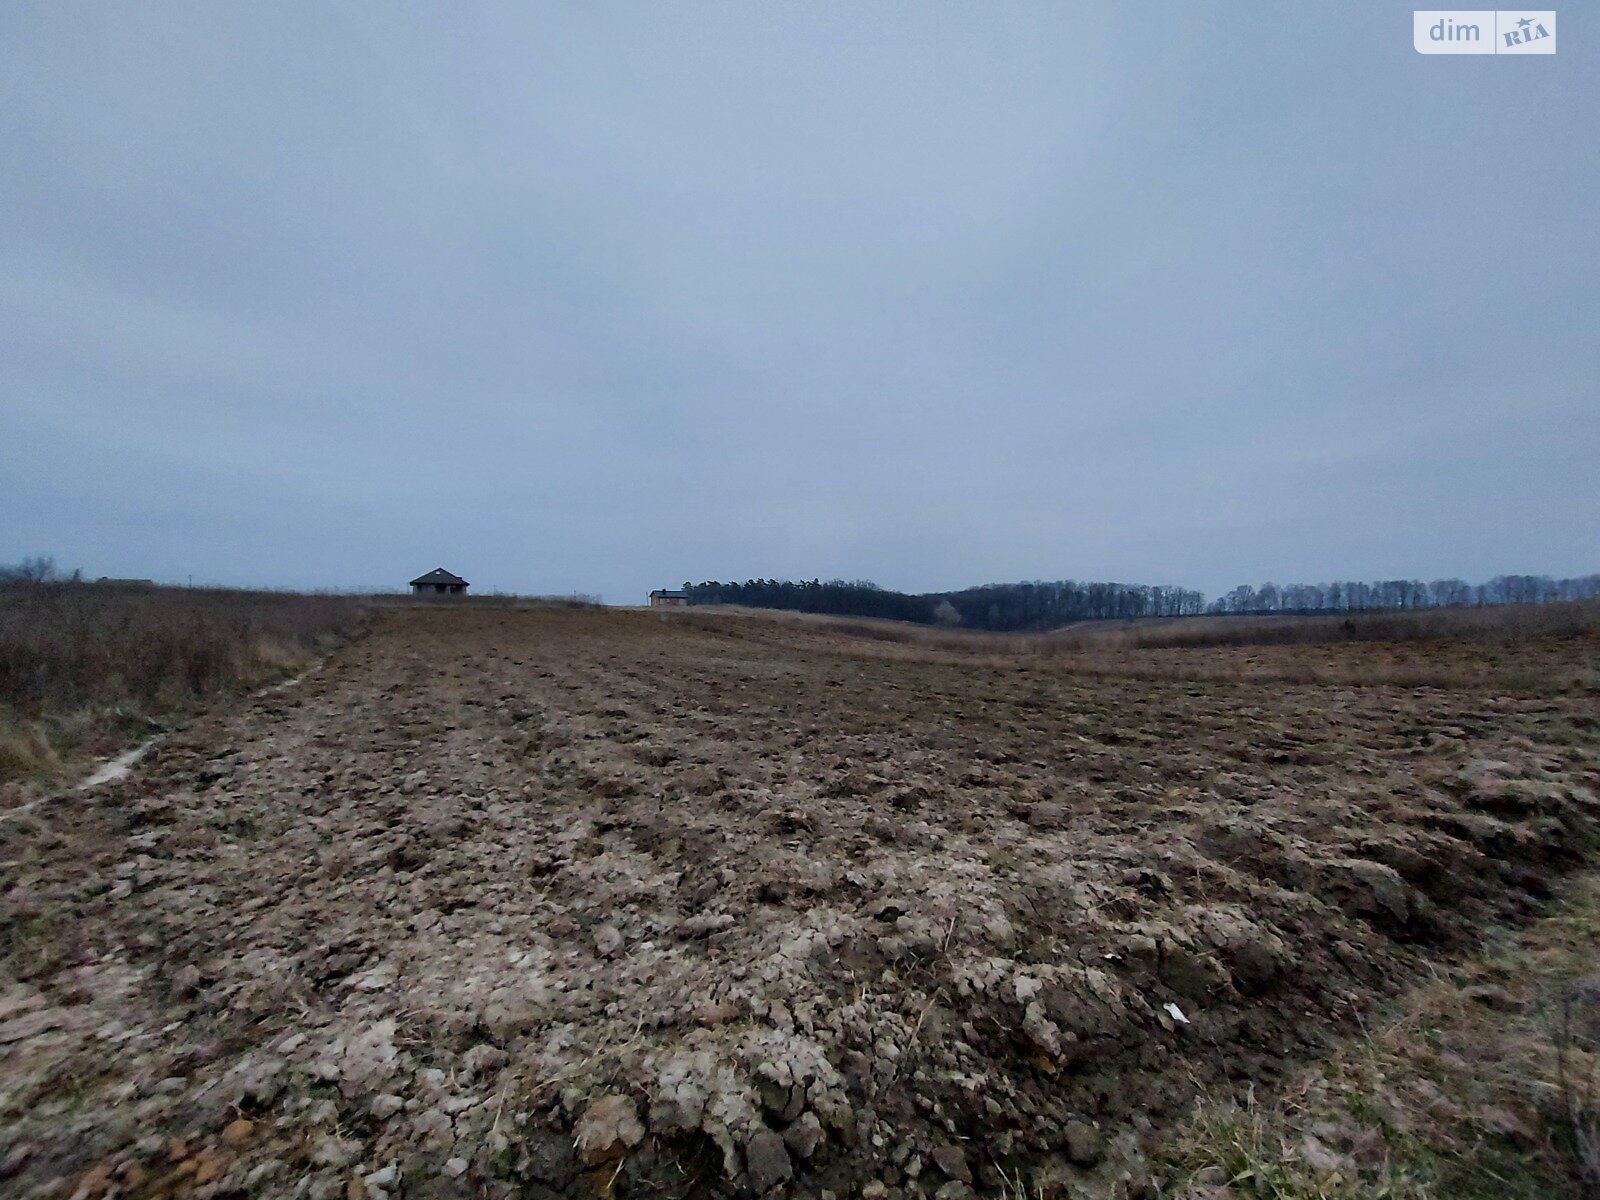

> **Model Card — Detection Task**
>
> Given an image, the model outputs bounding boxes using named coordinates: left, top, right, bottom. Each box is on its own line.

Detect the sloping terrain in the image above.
left=1, top=606, right=1597, bottom=1199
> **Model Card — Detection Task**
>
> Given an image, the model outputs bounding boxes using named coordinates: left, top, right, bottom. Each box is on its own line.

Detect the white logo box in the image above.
left=1414, top=10, right=1556, bottom=53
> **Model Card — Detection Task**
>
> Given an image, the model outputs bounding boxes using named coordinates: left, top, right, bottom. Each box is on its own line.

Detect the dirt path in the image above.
left=1, top=607, right=1596, bottom=1199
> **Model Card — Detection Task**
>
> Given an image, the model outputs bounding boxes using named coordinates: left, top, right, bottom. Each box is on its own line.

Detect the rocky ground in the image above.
left=1, top=605, right=1597, bottom=1199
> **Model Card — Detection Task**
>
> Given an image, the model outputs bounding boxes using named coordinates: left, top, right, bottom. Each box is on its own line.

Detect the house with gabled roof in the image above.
left=410, top=568, right=469, bottom=596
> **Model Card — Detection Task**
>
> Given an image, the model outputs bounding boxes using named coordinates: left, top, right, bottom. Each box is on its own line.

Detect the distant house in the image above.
left=649, top=589, right=689, bottom=608
left=410, top=568, right=469, bottom=596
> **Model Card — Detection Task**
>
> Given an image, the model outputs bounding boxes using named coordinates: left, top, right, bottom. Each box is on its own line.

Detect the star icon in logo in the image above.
left=1517, top=15, right=1534, bottom=29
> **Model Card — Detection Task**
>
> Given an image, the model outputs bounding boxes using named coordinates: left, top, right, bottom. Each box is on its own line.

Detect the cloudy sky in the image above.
left=3, top=3, right=1595, bottom=601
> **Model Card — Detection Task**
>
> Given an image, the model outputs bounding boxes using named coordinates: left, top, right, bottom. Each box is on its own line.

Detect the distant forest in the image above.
left=681, top=579, right=1206, bottom=632
left=1207, top=574, right=1600, bottom=614
left=681, top=573, right=1600, bottom=633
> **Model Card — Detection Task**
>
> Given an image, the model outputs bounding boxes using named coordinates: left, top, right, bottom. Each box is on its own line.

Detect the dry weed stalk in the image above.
left=1558, top=976, right=1600, bottom=1197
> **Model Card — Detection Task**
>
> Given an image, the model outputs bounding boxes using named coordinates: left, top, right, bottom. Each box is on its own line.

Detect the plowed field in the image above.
left=3, top=606, right=1597, bottom=1199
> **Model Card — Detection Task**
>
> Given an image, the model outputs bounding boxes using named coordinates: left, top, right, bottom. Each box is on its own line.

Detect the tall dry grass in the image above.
left=673, top=600, right=1600, bottom=692
left=682, top=600, right=1600, bottom=653
left=1044, top=600, right=1600, bottom=651
left=0, top=581, right=366, bottom=779
left=369, top=592, right=604, bottom=609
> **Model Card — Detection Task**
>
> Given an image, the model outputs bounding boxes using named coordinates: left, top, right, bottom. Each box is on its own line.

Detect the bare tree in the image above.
left=0, top=555, right=58, bottom=584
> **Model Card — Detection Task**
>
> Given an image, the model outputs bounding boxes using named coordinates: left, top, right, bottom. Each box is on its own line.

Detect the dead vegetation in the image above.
left=675, top=601, right=1600, bottom=693
left=678, top=596, right=1600, bottom=652
left=0, top=582, right=366, bottom=780
left=1065, top=600, right=1600, bottom=651
left=1154, top=871, right=1600, bottom=1199
left=377, top=594, right=605, bottom=609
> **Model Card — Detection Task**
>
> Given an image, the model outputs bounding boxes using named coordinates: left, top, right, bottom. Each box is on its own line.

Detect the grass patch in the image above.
left=1153, top=874, right=1600, bottom=1198
left=676, top=602, right=1600, bottom=693
left=0, top=580, right=366, bottom=780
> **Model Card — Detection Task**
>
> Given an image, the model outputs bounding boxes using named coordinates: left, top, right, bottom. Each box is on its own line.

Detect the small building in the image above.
left=410, top=568, right=469, bottom=596
left=649, top=589, right=689, bottom=608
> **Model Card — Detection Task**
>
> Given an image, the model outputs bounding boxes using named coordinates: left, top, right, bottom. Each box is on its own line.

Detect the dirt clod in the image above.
left=574, top=1095, right=645, bottom=1166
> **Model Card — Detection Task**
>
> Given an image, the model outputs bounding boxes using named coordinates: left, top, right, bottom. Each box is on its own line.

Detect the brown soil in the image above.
left=1, top=606, right=1597, bottom=1199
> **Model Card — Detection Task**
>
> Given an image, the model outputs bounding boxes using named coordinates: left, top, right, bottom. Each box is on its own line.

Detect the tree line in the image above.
left=681, top=572, right=1599, bottom=631
left=1207, top=574, right=1600, bottom=614
left=680, top=578, right=1206, bottom=632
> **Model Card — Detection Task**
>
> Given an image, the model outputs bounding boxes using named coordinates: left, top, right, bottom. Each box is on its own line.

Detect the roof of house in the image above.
left=650, top=589, right=689, bottom=598
left=410, top=568, right=469, bottom=586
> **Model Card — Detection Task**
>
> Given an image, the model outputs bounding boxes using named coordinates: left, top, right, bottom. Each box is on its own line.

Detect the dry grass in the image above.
left=371, top=592, right=604, bottom=609
left=681, top=599, right=1600, bottom=652
left=0, top=581, right=366, bottom=779
left=1153, top=874, right=1600, bottom=1199
left=672, top=601, right=1600, bottom=693
left=1049, top=600, right=1600, bottom=651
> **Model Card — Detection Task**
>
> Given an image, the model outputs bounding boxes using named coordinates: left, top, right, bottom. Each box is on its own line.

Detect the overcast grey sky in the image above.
left=3, top=3, right=1595, bottom=602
